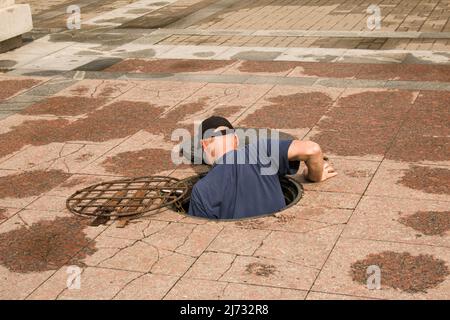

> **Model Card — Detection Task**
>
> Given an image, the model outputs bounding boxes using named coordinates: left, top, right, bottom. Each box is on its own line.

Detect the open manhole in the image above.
left=67, top=176, right=188, bottom=219
left=172, top=173, right=303, bottom=217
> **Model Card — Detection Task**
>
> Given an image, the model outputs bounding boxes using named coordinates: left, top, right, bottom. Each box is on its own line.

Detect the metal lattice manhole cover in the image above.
left=67, top=176, right=188, bottom=218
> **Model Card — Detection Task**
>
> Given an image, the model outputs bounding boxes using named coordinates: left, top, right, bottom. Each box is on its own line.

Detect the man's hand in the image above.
left=303, top=160, right=337, bottom=182
left=288, top=141, right=337, bottom=182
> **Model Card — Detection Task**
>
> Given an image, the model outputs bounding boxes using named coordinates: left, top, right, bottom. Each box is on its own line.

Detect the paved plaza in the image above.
left=0, top=0, right=449, bottom=300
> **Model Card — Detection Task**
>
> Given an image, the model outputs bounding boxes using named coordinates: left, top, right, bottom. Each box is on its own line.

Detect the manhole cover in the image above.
left=67, top=176, right=188, bottom=218
left=172, top=174, right=303, bottom=216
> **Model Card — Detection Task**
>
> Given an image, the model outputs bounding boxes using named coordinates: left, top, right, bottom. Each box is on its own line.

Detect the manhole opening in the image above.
left=172, top=173, right=303, bottom=218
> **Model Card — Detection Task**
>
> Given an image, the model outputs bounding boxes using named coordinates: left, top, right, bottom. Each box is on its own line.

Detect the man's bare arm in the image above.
left=287, top=140, right=337, bottom=182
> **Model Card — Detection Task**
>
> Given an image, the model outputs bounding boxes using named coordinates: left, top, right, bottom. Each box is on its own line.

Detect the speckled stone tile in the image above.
left=385, top=90, right=450, bottom=166
left=307, top=88, right=417, bottom=161
left=222, top=283, right=307, bottom=300
left=185, top=252, right=236, bottom=281
left=0, top=266, right=54, bottom=299
left=0, top=77, right=45, bottom=102
left=0, top=142, right=113, bottom=173
left=238, top=85, right=342, bottom=132
left=117, top=80, right=206, bottom=106
left=299, top=191, right=361, bottom=210
left=164, top=278, right=227, bottom=300
left=306, top=291, right=374, bottom=300
left=312, top=238, right=450, bottom=300
left=105, top=58, right=236, bottom=75
left=113, top=274, right=179, bottom=300
left=366, top=161, right=450, bottom=202
left=54, top=79, right=136, bottom=99
left=342, top=196, right=450, bottom=247
left=180, top=83, right=273, bottom=111
left=0, top=169, right=61, bottom=209
left=254, top=224, right=344, bottom=269
left=224, top=60, right=300, bottom=77
left=294, top=158, right=379, bottom=194
left=207, top=226, right=270, bottom=255
left=57, top=267, right=141, bottom=300
left=220, top=255, right=317, bottom=291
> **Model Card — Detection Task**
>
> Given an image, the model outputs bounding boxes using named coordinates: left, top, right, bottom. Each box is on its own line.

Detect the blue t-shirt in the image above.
left=188, top=139, right=300, bottom=219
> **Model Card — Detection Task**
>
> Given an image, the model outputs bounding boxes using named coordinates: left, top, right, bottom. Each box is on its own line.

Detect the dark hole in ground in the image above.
left=0, top=216, right=96, bottom=273
left=399, top=211, right=450, bottom=236
left=350, top=251, right=450, bottom=293
left=172, top=173, right=303, bottom=218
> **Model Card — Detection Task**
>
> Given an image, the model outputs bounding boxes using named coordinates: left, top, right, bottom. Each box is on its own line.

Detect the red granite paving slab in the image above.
left=220, top=255, right=317, bottom=291
left=105, top=58, right=235, bottom=74
left=118, top=80, right=206, bottom=105
left=0, top=215, right=95, bottom=273
left=21, top=96, right=108, bottom=117
left=294, top=158, right=379, bottom=194
left=386, top=91, right=450, bottom=164
left=342, top=196, right=450, bottom=247
left=222, top=283, right=307, bottom=300
left=26, top=266, right=77, bottom=300
left=0, top=266, right=54, bottom=299
left=98, top=241, right=160, bottom=272
left=55, top=80, right=136, bottom=98
left=288, top=62, right=450, bottom=82
left=150, top=250, right=196, bottom=276
left=208, top=226, right=270, bottom=255
left=355, top=64, right=450, bottom=82
left=306, top=291, right=374, bottom=300
left=310, top=89, right=417, bottom=159
left=282, top=206, right=353, bottom=225
left=185, top=252, right=236, bottom=281
left=113, top=274, right=179, bottom=300
left=288, top=62, right=362, bottom=79
left=239, top=86, right=340, bottom=130
left=0, top=169, right=71, bottom=208
left=225, top=60, right=301, bottom=76
left=0, top=78, right=43, bottom=102
left=299, top=191, right=361, bottom=210
left=229, top=206, right=332, bottom=234
left=0, top=206, right=108, bottom=299
left=46, top=174, right=120, bottom=197
left=254, top=224, right=344, bottom=269
left=101, top=147, right=183, bottom=177
left=58, top=267, right=141, bottom=300
left=78, top=130, right=183, bottom=177
left=0, top=100, right=164, bottom=159
left=366, top=161, right=449, bottom=202
left=312, top=238, right=450, bottom=299
left=182, top=83, right=272, bottom=108
left=351, top=251, right=449, bottom=294
left=0, top=207, right=18, bottom=222
left=164, top=278, right=227, bottom=300
left=0, top=142, right=114, bottom=173
left=99, top=60, right=450, bottom=83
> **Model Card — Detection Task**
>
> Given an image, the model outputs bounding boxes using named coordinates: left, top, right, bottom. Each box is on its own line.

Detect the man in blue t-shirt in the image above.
left=188, top=116, right=337, bottom=220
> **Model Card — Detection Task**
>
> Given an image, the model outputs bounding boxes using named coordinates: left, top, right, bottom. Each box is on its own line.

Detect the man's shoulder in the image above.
left=194, top=166, right=229, bottom=190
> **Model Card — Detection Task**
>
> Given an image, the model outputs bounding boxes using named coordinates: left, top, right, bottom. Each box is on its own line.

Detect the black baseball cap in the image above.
left=200, top=116, right=234, bottom=140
